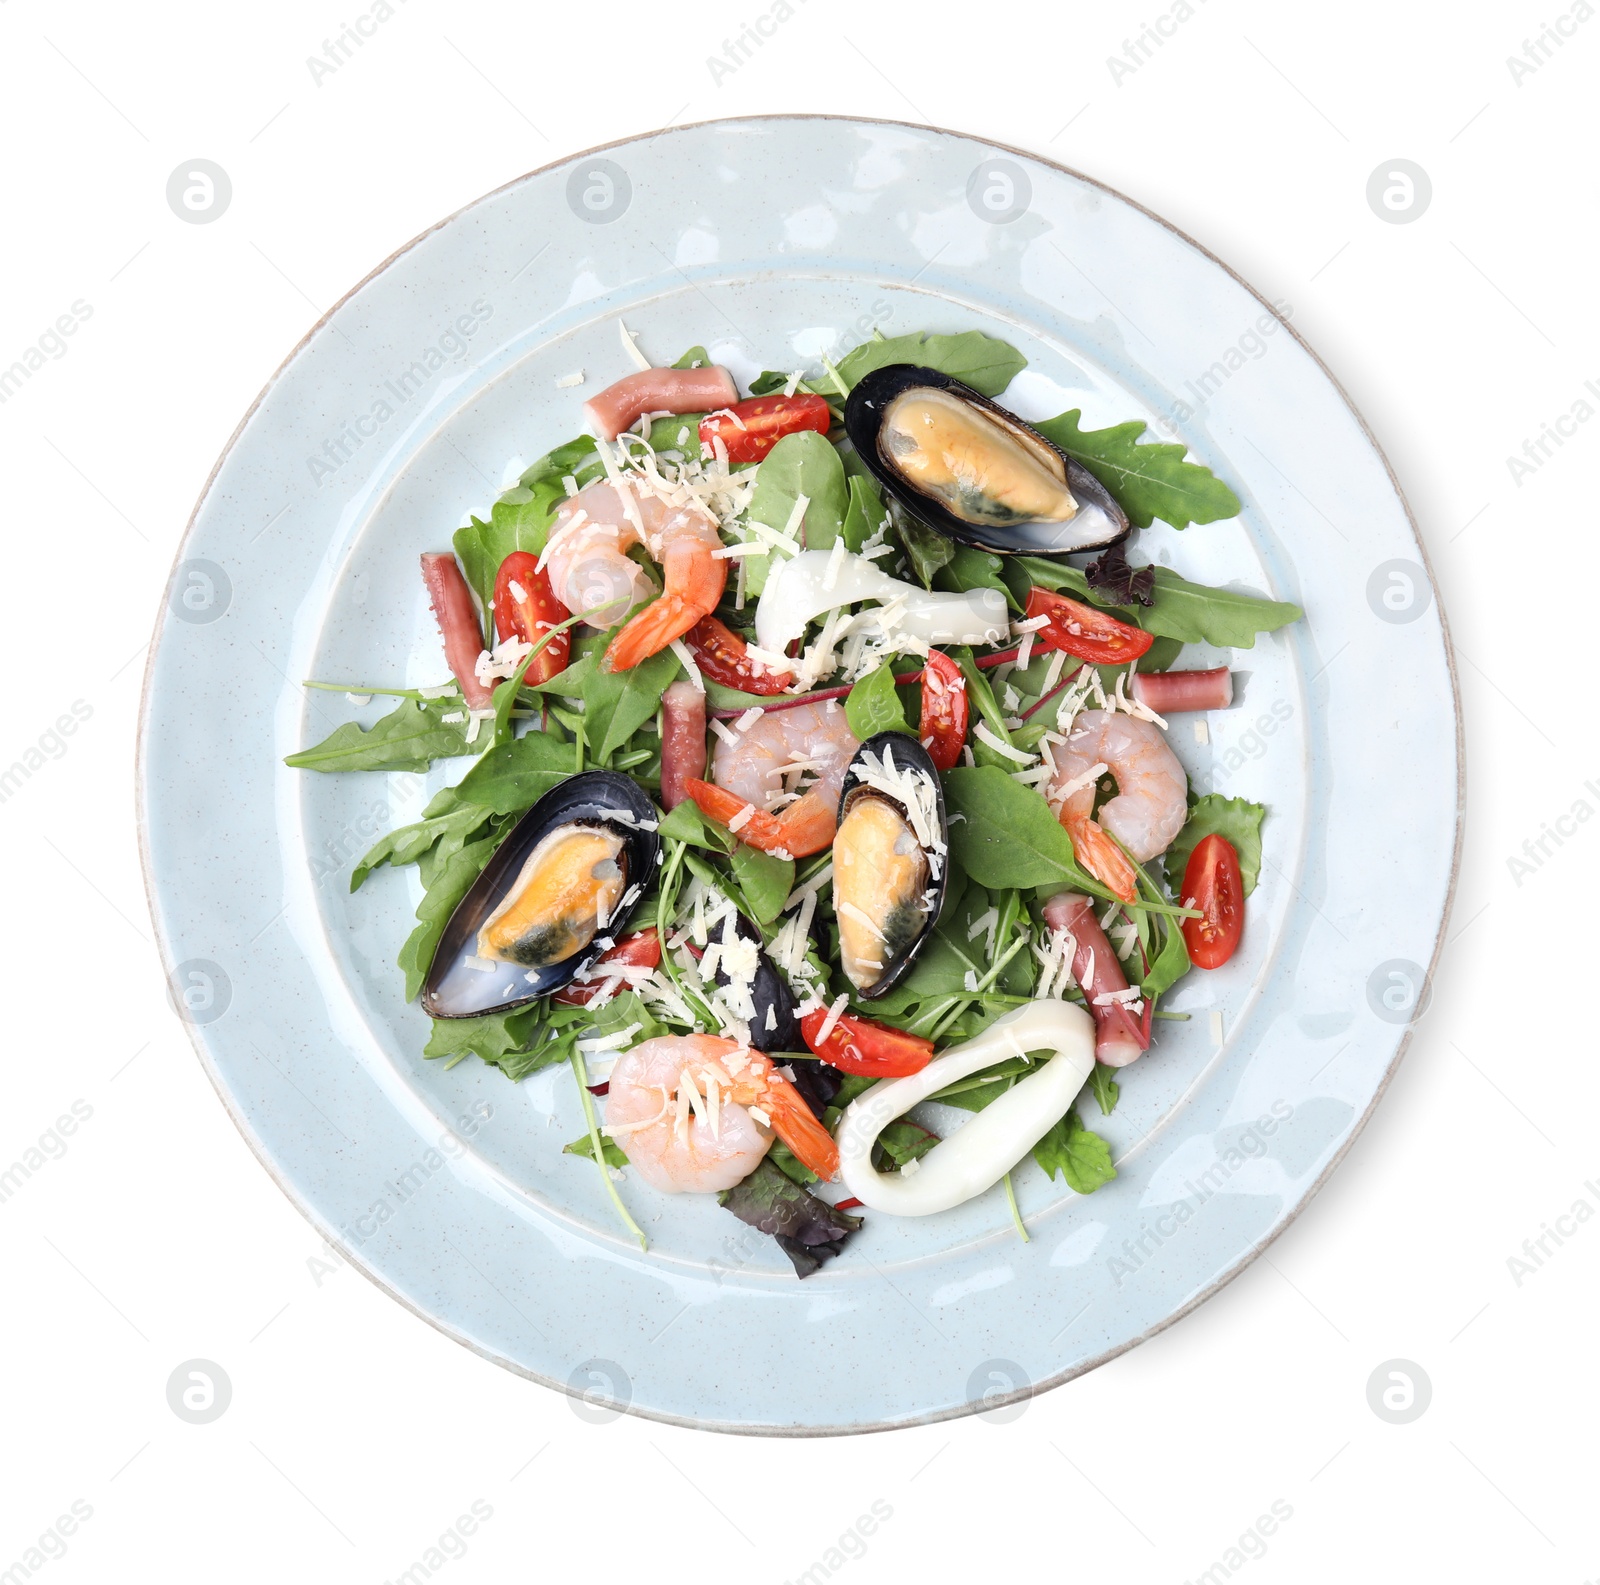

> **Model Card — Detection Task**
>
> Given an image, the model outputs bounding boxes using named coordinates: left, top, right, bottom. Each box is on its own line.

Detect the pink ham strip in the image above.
left=1042, top=892, right=1150, bottom=1068
left=658, top=680, right=708, bottom=810
left=583, top=365, right=739, bottom=442
left=1129, top=667, right=1232, bottom=714
left=420, top=552, right=493, bottom=710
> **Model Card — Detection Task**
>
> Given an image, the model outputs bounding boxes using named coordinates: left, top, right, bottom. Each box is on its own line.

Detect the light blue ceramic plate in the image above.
left=139, top=117, right=1461, bottom=1434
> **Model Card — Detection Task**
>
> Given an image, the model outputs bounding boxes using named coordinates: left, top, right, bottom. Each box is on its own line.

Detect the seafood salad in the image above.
left=288, top=323, right=1302, bottom=1275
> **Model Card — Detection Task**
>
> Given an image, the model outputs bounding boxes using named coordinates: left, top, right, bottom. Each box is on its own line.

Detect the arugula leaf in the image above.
left=1011, top=558, right=1301, bottom=650
left=565, top=1134, right=629, bottom=1169
left=744, top=430, right=848, bottom=586
left=656, top=799, right=736, bottom=853
left=565, top=632, right=681, bottom=761
left=844, top=662, right=911, bottom=740
left=451, top=730, right=574, bottom=815
left=1165, top=795, right=1266, bottom=896
left=833, top=330, right=1026, bottom=397
left=1140, top=911, right=1192, bottom=1000
left=718, top=1156, right=863, bottom=1278
left=285, top=696, right=472, bottom=773
left=1033, top=410, right=1240, bottom=530
left=397, top=831, right=499, bottom=1000
left=424, top=1003, right=544, bottom=1066
left=943, top=766, right=1104, bottom=893
left=1089, top=1063, right=1120, bottom=1116
left=729, top=843, right=793, bottom=926
left=896, top=509, right=954, bottom=588
left=671, top=345, right=712, bottom=369
left=352, top=799, right=494, bottom=891
left=1032, top=1108, right=1117, bottom=1193
left=841, top=473, right=889, bottom=553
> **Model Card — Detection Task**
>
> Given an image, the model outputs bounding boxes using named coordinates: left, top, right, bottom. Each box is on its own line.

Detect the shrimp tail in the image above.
left=604, top=536, right=726, bottom=672
left=773, top=789, right=837, bottom=858
left=1066, top=817, right=1140, bottom=905
left=761, top=1075, right=841, bottom=1181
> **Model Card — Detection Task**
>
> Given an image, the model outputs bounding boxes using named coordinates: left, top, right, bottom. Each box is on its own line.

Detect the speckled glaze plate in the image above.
left=139, top=116, right=1461, bottom=1434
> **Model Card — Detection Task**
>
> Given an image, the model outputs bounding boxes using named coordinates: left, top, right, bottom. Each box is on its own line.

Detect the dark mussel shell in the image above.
left=832, top=732, right=949, bottom=1000
left=843, top=364, right=1129, bottom=556
left=711, top=911, right=802, bottom=1054
left=422, top=771, right=660, bottom=1019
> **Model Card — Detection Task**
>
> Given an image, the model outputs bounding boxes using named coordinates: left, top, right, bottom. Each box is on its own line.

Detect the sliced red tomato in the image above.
left=800, top=1008, right=934, bottom=1078
left=918, top=648, right=968, bottom=771
left=552, top=929, right=662, bottom=1006
left=492, top=551, right=570, bottom=685
left=1025, top=587, right=1155, bottom=667
left=1178, top=834, right=1245, bottom=970
left=685, top=615, right=792, bottom=695
left=699, top=393, right=832, bottom=465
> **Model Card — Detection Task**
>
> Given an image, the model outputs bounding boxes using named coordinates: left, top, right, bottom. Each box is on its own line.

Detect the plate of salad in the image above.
left=141, top=116, right=1460, bottom=1433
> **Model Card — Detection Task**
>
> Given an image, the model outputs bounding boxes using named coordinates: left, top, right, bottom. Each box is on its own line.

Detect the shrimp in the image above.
left=604, top=1034, right=839, bottom=1194
left=708, top=698, right=861, bottom=857
left=1045, top=709, right=1187, bottom=904
left=542, top=480, right=658, bottom=630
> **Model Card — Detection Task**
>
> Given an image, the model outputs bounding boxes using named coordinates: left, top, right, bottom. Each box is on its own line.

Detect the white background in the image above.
left=1, top=0, right=1590, bottom=1579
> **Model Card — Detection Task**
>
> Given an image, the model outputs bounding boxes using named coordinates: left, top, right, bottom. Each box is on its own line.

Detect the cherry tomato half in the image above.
left=493, top=551, right=570, bottom=685
left=552, top=929, right=662, bottom=1006
left=919, top=648, right=969, bottom=771
left=699, top=394, right=832, bottom=465
left=800, top=1008, right=934, bottom=1078
left=1025, top=587, right=1154, bottom=667
left=1178, top=834, right=1244, bottom=970
left=685, top=615, right=792, bottom=695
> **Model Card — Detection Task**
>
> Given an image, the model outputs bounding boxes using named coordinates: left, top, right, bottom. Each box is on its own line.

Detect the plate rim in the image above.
left=136, top=112, right=1466, bottom=1435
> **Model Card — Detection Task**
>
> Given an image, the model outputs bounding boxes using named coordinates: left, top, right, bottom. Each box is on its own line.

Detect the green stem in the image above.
left=1004, top=1172, right=1030, bottom=1243
left=571, top=1051, right=646, bottom=1251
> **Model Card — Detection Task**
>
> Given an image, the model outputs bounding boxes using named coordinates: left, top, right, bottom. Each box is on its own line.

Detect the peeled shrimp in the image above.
left=604, top=1034, right=839, bottom=1194
left=712, top=698, right=861, bottom=858
left=542, top=480, right=659, bottom=630
left=1046, top=709, right=1187, bottom=903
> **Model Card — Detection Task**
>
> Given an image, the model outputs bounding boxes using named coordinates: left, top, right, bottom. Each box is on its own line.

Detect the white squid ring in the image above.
left=835, top=1001, right=1097, bottom=1216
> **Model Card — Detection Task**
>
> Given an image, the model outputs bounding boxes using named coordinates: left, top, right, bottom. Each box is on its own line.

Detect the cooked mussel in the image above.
left=843, top=365, right=1129, bottom=556
left=832, top=732, right=949, bottom=998
left=706, top=909, right=801, bottom=1053
left=423, top=771, right=660, bottom=1019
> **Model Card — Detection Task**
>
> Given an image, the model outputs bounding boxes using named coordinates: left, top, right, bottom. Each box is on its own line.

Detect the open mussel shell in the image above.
left=832, top=731, right=949, bottom=1000
left=710, top=911, right=802, bottom=1054
left=422, top=771, right=660, bottom=1019
left=843, top=364, right=1129, bottom=556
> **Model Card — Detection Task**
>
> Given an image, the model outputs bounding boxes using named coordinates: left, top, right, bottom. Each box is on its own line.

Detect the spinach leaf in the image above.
left=285, top=696, right=472, bottom=773
left=1033, top=410, right=1241, bottom=530
left=718, top=1156, right=863, bottom=1278
left=943, top=766, right=1103, bottom=892
left=575, top=636, right=682, bottom=761
left=1165, top=795, right=1266, bottom=896
left=844, top=662, right=911, bottom=740
left=645, top=411, right=707, bottom=460
left=452, top=730, right=574, bottom=814
left=424, top=1003, right=545, bottom=1066
left=744, top=431, right=848, bottom=588
left=841, top=473, right=889, bottom=552
left=1141, top=911, right=1192, bottom=1000
left=896, top=509, right=954, bottom=588
left=1032, top=1108, right=1117, bottom=1193
left=656, top=799, right=736, bottom=853
left=671, top=345, right=712, bottom=369
left=834, top=330, right=1026, bottom=397
left=874, top=1120, right=939, bottom=1170
left=730, top=843, right=793, bottom=926
left=936, top=545, right=1017, bottom=610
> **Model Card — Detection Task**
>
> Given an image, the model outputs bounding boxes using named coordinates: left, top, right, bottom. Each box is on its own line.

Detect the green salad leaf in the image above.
left=844, top=662, right=911, bottom=741
left=1033, top=410, right=1241, bottom=530
left=1089, top=1063, right=1121, bottom=1116
left=896, top=510, right=954, bottom=588
left=1014, top=557, right=1301, bottom=651
left=834, top=330, right=1026, bottom=397
left=1032, top=1108, right=1117, bottom=1194
left=565, top=1133, right=629, bottom=1169
left=744, top=430, right=848, bottom=589
left=656, top=799, right=736, bottom=854
left=730, top=843, right=793, bottom=926
left=1165, top=795, right=1267, bottom=896
left=943, top=766, right=1103, bottom=893
left=451, top=730, right=575, bottom=814
left=352, top=796, right=495, bottom=891
left=396, top=831, right=499, bottom=1000
left=841, top=473, right=889, bottom=552
left=285, top=696, right=472, bottom=774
